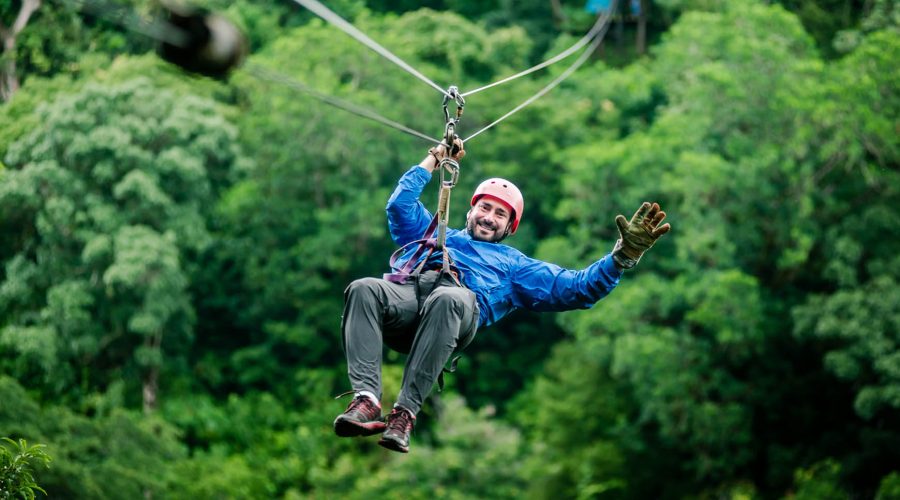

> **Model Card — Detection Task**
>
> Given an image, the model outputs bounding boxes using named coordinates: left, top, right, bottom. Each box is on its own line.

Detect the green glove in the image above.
left=612, top=202, right=671, bottom=270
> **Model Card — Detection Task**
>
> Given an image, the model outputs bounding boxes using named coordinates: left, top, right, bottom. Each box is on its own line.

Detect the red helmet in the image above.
left=471, top=178, right=524, bottom=234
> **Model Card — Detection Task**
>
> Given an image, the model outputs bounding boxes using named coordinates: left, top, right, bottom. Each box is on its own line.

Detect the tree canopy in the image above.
left=1, top=0, right=897, bottom=497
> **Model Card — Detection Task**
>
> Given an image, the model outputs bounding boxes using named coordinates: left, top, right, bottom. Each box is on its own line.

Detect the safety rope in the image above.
left=435, top=156, right=459, bottom=275
left=290, top=0, right=452, bottom=99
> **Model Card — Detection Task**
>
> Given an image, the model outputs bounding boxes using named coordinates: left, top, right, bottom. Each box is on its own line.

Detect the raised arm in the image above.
left=511, top=253, right=622, bottom=312
left=385, top=139, right=466, bottom=246
left=512, top=201, right=672, bottom=310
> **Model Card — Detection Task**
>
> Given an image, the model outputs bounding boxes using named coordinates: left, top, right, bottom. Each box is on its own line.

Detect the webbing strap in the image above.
left=435, top=175, right=456, bottom=281
left=384, top=158, right=460, bottom=285
left=383, top=212, right=440, bottom=283
left=436, top=157, right=460, bottom=285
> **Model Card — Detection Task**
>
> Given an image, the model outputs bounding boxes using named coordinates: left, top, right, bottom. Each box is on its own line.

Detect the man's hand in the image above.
left=420, top=137, right=465, bottom=172
left=431, top=137, right=465, bottom=163
left=612, top=202, right=671, bottom=270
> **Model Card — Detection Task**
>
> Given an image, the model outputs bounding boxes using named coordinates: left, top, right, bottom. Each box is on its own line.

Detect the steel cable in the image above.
left=58, top=0, right=440, bottom=143
left=248, top=64, right=442, bottom=144
left=460, top=6, right=614, bottom=98
left=463, top=0, right=615, bottom=142
left=290, top=0, right=452, bottom=99
left=63, top=0, right=617, bottom=145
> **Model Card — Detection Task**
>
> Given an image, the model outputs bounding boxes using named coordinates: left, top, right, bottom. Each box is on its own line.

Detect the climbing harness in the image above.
left=383, top=86, right=464, bottom=285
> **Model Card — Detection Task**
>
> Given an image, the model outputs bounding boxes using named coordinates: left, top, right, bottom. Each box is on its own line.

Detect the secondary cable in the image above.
left=463, top=0, right=616, bottom=142
left=460, top=6, right=614, bottom=98
left=57, top=0, right=437, bottom=142
left=248, top=64, right=442, bottom=144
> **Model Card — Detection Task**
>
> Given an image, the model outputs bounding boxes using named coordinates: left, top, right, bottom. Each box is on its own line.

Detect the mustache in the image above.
left=474, top=217, right=498, bottom=230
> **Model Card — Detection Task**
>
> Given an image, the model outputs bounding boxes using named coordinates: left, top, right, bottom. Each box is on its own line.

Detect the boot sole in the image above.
left=334, top=416, right=386, bottom=437
left=377, top=435, right=409, bottom=453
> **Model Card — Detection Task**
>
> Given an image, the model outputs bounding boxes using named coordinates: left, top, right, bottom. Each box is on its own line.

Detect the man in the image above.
left=334, top=139, right=670, bottom=453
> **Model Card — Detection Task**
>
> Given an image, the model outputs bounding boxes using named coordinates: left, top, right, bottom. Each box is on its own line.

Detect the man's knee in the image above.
left=345, top=277, right=383, bottom=298
left=424, top=287, right=471, bottom=314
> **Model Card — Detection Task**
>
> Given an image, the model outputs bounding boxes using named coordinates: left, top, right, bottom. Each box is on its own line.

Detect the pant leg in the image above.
left=396, top=280, right=478, bottom=414
left=342, top=277, right=418, bottom=399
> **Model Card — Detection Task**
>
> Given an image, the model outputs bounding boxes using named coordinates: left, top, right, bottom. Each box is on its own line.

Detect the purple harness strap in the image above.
left=383, top=213, right=440, bottom=284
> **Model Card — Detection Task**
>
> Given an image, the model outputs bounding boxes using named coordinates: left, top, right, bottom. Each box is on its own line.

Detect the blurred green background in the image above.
left=1, top=0, right=898, bottom=497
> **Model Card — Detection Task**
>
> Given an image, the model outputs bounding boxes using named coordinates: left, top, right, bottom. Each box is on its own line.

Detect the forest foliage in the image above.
left=1, top=0, right=898, bottom=497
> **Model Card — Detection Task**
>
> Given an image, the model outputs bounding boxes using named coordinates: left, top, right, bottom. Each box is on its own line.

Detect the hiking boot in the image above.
left=378, top=406, right=416, bottom=453
left=333, top=394, right=386, bottom=437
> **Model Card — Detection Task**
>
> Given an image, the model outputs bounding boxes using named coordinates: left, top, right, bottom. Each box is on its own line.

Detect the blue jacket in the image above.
left=386, top=165, right=622, bottom=327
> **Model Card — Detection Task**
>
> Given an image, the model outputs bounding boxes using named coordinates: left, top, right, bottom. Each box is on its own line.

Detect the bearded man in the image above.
left=334, top=139, right=670, bottom=453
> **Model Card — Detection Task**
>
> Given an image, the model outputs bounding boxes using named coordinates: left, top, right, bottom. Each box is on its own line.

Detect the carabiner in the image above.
left=439, top=158, right=459, bottom=188
left=443, top=85, right=465, bottom=123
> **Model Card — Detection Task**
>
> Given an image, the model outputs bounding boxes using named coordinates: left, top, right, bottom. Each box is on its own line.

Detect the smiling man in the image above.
left=334, top=139, right=671, bottom=453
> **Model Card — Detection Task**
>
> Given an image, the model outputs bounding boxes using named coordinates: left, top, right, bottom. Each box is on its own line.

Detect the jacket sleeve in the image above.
left=511, top=252, right=622, bottom=312
left=386, top=166, right=435, bottom=246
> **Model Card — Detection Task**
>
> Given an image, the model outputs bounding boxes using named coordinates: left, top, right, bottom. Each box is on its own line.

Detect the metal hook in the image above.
left=439, top=158, right=459, bottom=187
left=443, top=85, right=464, bottom=123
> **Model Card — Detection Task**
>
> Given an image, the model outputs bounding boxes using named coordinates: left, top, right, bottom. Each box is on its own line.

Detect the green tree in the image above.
left=0, top=77, right=249, bottom=411
left=0, top=437, right=51, bottom=500
left=0, top=376, right=184, bottom=499
left=515, top=0, right=899, bottom=496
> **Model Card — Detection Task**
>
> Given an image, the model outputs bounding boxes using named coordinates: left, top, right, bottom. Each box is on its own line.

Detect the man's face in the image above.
left=466, top=197, right=513, bottom=243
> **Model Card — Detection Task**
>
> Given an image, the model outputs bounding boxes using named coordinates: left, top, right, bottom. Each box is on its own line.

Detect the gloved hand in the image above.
left=429, top=137, right=465, bottom=163
left=612, top=202, right=671, bottom=270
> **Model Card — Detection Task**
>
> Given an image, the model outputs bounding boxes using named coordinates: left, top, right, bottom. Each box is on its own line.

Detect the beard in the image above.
left=466, top=214, right=507, bottom=243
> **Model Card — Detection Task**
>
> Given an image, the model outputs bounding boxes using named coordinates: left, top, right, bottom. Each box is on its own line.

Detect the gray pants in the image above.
left=341, top=270, right=479, bottom=415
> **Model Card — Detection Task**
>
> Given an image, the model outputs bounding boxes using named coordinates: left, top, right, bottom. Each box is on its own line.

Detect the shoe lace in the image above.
left=348, top=395, right=377, bottom=414
left=388, top=407, right=414, bottom=432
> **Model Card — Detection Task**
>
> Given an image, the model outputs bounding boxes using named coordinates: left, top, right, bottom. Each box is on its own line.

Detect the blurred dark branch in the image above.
left=1, top=0, right=42, bottom=101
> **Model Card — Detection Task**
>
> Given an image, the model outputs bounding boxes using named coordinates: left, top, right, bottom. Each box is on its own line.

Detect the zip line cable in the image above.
left=61, top=0, right=617, bottom=145
left=463, top=0, right=616, bottom=142
left=292, top=0, right=616, bottom=105
left=289, top=0, right=452, bottom=99
left=460, top=7, right=614, bottom=98
left=290, top=0, right=617, bottom=142
left=57, top=0, right=439, bottom=143
left=248, top=64, right=442, bottom=144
